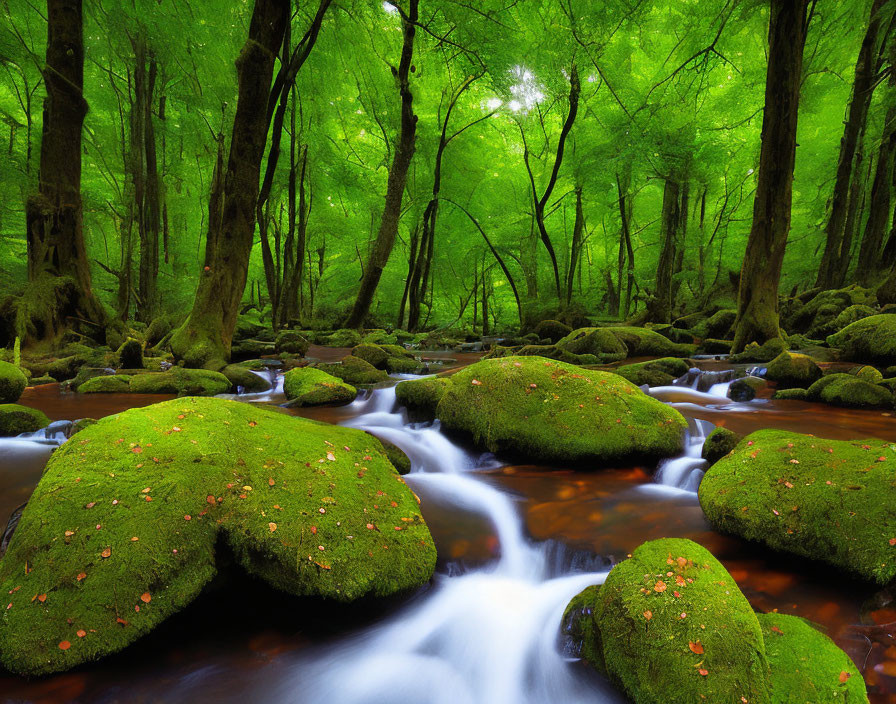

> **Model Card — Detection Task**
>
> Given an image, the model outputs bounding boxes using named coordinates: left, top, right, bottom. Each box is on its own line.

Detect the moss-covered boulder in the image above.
left=772, top=388, right=809, bottom=401
left=759, top=612, right=867, bottom=703
left=728, top=376, right=767, bottom=402
left=850, top=365, right=883, bottom=384
left=697, top=338, right=733, bottom=355
left=323, top=329, right=363, bottom=348
left=765, top=351, right=823, bottom=389
left=556, top=328, right=628, bottom=363
left=485, top=343, right=599, bottom=366
left=693, top=309, right=736, bottom=340
left=831, top=304, right=876, bottom=333
left=28, top=375, right=57, bottom=387
left=806, top=373, right=893, bottom=409
left=533, top=319, right=572, bottom=343
left=0, top=397, right=436, bottom=676
left=827, top=314, right=896, bottom=365
left=0, top=404, right=50, bottom=436
left=701, top=427, right=740, bottom=464
left=78, top=375, right=132, bottom=394
left=700, top=429, right=896, bottom=583
left=274, top=330, right=309, bottom=356
left=116, top=339, right=143, bottom=370
left=319, top=356, right=389, bottom=385
left=576, top=538, right=772, bottom=703
left=730, top=337, right=788, bottom=363
left=0, top=360, right=27, bottom=403
left=352, top=343, right=389, bottom=369
left=433, top=356, right=686, bottom=464
left=128, top=368, right=232, bottom=396
left=614, top=358, right=690, bottom=387
left=607, top=326, right=696, bottom=358
left=395, top=376, right=449, bottom=421
left=221, top=364, right=271, bottom=393
left=283, top=367, right=356, bottom=406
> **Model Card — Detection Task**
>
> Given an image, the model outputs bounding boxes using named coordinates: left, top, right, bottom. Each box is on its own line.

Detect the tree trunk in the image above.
left=816, top=0, right=887, bottom=289
left=137, top=50, right=160, bottom=322
left=23, top=0, right=107, bottom=346
left=646, top=178, right=683, bottom=324
left=345, top=0, right=418, bottom=328
left=170, top=0, right=289, bottom=368
left=733, top=0, right=810, bottom=352
left=565, top=185, right=584, bottom=306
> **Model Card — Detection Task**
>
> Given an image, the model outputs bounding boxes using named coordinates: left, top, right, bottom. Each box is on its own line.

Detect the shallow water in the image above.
left=3, top=357, right=896, bottom=702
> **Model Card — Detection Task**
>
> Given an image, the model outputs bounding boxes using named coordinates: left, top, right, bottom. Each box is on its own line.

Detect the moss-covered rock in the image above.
left=0, top=360, right=27, bottom=403
left=556, top=328, right=628, bottom=363
left=28, top=375, right=57, bottom=387
left=384, top=356, right=422, bottom=374
left=806, top=373, right=893, bottom=409
left=128, top=368, right=232, bottom=396
left=827, top=314, right=896, bottom=365
left=582, top=538, right=772, bottom=704
left=395, top=376, right=449, bottom=420
left=67, top=367, right=115, bottom=392
left=730, top=337, right=788, bottom=363
left=274, top=330, right=309, bottom=356
left=607, top=326, right=696, bottom=358
left=0, top=403, right=50, bottom=436
left=697, top=338, right=733, bottom=355
left=700, top=429, right=896, bottom=584
left=772, top=388, right=809, bottom=401
left=765, top=352, right=823, bottom=389
left=701, top=427, right=740, bottom=464
left=850, top=365, right=883, bottom=384
left=221, top=364, right=271, bottom=393
left=46, top=352, right=106, bottom=382
left=831, top=304, right=876, bottom=333
left=78, top=375, right=132, bottom=394
left=323, top=329, right=363, bottom=348
left=533, top=319, right=572, bottom=343
left=434, top=356, right=686, bottom=464
left=0, top=397, right=436, bottom=676
left=319, top=356, right=389, bottom=385
left=116, top=339, right=143, bottom=370
left=352, top=343, right=389, bottom=368
left=693, top=309, right=737, bottom=340
left=614, top=358, right=690, bottom=387
left=759, top=612, right=867, bottom=703
left=728, top=376, right=768, bottom=402
left=379, top=439, right=411, bottom=475
left=283, top=367, right=356, bottom=406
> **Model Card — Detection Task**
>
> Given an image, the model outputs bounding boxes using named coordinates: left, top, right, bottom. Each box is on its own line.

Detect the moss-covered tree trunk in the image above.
left=170, top=0, right=289, bottom=368
left=646, top=178, right=683, bottom=324
left=565, top=185, right=585, bottom=307
left=22, top=0, right=107, bottom=346
left=732, top=0, right=809, bottom=353
left=345, top=0, right=419, bottom=329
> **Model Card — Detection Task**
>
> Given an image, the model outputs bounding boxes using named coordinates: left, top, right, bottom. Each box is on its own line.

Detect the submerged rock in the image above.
left=699, top=429, right=896, bottom=584
left=827, top=314, right=896, bottom=365
left=0, top=403, right=50, bottom=435
left=0, top=397, right=436, bottom=676
left=283, top=367, right=356, bottom=406
left=402, top=356, right=686, bottom=465
left=0, top=361, right=27, bottom=403
left=765, top=351, right=823, bottom=389
left=806, top=373, right=893, bottom=409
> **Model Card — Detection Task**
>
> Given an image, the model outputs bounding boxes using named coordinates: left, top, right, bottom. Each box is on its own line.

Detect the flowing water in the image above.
left=3, top=359, right=896, bottom=702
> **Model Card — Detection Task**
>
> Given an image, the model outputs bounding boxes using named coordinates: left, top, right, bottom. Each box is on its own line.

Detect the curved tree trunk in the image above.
left=733, top=0, right=810, bottom=352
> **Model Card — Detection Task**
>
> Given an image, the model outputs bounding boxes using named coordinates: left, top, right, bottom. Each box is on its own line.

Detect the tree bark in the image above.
left=345, top=0, right=418, bottom=329
left=23, top=0, right=107, bottom=345
left=565, top=185, right=584, bottom=306
left=170, top=0, right=289, bottom=368
left=646, top=178, right=683, bottom=324
left=733, top=0, right=810, bottom=352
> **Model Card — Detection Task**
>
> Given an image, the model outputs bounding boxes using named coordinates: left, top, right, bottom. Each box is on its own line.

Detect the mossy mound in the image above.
left=831, top=304, right=876, bottom=333
left=697, top=338, right=733, bottom=355
left=533, top=319, right=572, bottom=343
left=827, top=314, right=896, bottom=365
left=693, top=309, right=736, bottom=340
left=274, top=330, right=309, bottom=356
left=772, top=388, right=809, bottom=401
left=0, top=360, right=27, bottom=403
left=221, top=364, right=271, bottom=393
left=730, top=337, right=788, bottom=363
left=78, top=375, right=132, bottom=394
left=0, top=403, right=50, bottom=436
left=580, top=538, right=771, bottom=703
left=728, top=376, right=767, bottom=402
left=614, top=358, right=690, bottom=387
left=29, top=375, right=57, bottom=387
left=850, top=365, right=883, bottom=384
left=319, top=356, right=389, bottom=385
left=702, top=427, right=740, bottom=464
left=759, top=612, right=867, bottom=703
left=607, top=326, right=696, bottom=358
left=0, top=397, right=436, bottom=676
left=765, top=351, right=823, bottom=389
left=45, top=351, right=108, bottom=382
left=352, top=344, right=421, bottom=374
left=433, top=356, right=686, bottom=464
left=352, top=343, right=389, bottom=368
left=395, top=376, right=449, bottom=421
left=556, top=328, right=628, bottom=363
left=283, top=367, right=356, bottom=406
left=116, top=339, right=143, bottom=370
left=806, top=373, right=893, bottom=409
left=699, top=429, right=896, bottom=583
left=323, top=329, right=363, bottom=348
left=485, top=344, right=599, bottom=366
left=128, top=368, right=232, bottom=396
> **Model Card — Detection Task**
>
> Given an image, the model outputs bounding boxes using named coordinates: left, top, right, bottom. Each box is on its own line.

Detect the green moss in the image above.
left=319, top=356, right=389, bottom=385
left=274, top=330, right=309, bottom=356
left=590, top=538, right=771, bottom=704
left=728, top=376, right=768, bottom=402
left=759, top=613, right=867, bottom=703
left=561, top=584, right=604, bottom=672
left=28, top=375, right=57, bottom=387
left=699, top=429, right=896, bottom=583
left=78, top=375, right=132, bottom=394
left=352, top=344, right=389, bottom=368
left=0, top=397, right=436, bottom=676
left=730, top=337, right=788, bottom=363
left=47, top=352, right=108, bottom=382
left=385, top=356, right=422, bottom=374
left=379, top=439, right=411, bottom=475
left=693, top=309, right=737, bottom=340
left=283, top=367, right=356, bottom=406
left=323, top=329, right=363, bottom=348
left=806, top=373, right=893, bottom=409
left=395, top=376, right=449, bottom=420
left=534, top=319, right=572, bottom=343
left=615, top=357, right=690, bottom=387
left=0, top=403, right=50, bottom=435
left=832, top=304, right=876, bottom=333
left=766, top=352, right=823, bottom=389
left=827, top=314, right=896, bottom=365
left=128, top=368, right=232, bottom=396
left=0, top=360, right=27, bottom=403
left=850, top=365, right=883, bottom=384
left=361, top=330, right=399, bottom=345
left=702, top=427, right=740, bottom=464
left=698, top=338, right=733, bottom=354
left=772, top=388, right=809, bottom=401
left=556, top=328, right=628, bottom=362
left=380, top=344, right=414, bottom=359
left=607, top=326, right=696, bottom=358
left=70, top=418, right=97, bottom=435
left=435, top=356, right=686, bottom=464
left=116, top=339, right=144, bottom=369
left=221, top=364, right=271, bottom=393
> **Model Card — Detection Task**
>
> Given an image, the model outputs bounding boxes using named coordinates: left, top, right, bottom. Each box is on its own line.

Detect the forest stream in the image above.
left=2, top=350, right=896, bottom=704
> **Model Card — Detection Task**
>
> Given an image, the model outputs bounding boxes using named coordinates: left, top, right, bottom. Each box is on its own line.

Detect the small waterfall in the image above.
left=15, top=419, right=73, bottom=445
left=650, top=417, right=714, bottom=493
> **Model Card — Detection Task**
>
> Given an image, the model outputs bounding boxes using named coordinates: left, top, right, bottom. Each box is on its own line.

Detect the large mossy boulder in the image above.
left=0, top=403, right=50, bottom=435
left=283, top=367, right=356, bottom=406
left=319, top=356, right=389, bottom=385
left=827, top=314, right=896, bottom=365
left=701, top=426, right=740, bottom=464
left=730, top=337, right=788, bottom=363
left=485, top=343, right=599, bottom=366
left=0, top=397, right=436, bottom=676
left=806, top=373, right=893, bottom=409
left=128, top=368, right=232, bottom=396
left=614, top=357, right=690, bottom=387
left=533, top=319, right=572, bottom=343
left=395, top=376, right=449, bottom=420
left=323, top=329, right=363, bottom=348
left=700, top=429, right=896, bottom=584
left=692, top=309, right=736, bottom=340
left=421, top=356, right=687, bottom=464
left=555, top=327, right=628, bottom=363
left=274, top=330, right=309, bottom=356
left=765, top=351, right=823, bottom=389
left=221, top=364, right=271, bottom=393
left=0, top=360, right=27, bottom=402
left=78, top=375, right=132, bottom=394
left=608, top=326, right=696, bottom=358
